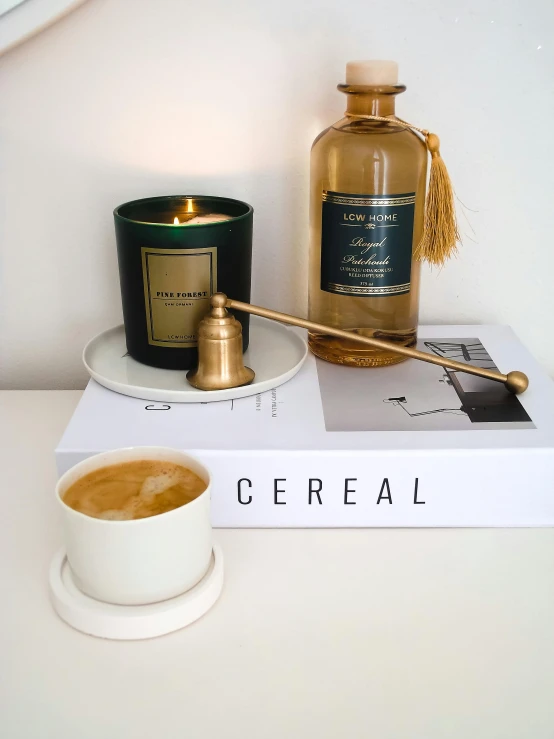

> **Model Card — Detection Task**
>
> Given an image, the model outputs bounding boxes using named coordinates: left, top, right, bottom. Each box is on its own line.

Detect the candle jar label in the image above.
left=141, top=247, right=217, bottom=347
left=320, top=191, right=415, bottom=297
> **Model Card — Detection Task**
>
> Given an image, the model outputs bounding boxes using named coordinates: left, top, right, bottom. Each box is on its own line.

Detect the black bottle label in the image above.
left=320, top=191, right=415, bottom=297
left=141, top=247, right=217, bottom=347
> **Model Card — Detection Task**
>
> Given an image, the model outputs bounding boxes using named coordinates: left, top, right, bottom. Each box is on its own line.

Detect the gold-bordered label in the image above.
left=141, top=246, right=217, bottom=348
left=320, top=191, right=415, bottom=298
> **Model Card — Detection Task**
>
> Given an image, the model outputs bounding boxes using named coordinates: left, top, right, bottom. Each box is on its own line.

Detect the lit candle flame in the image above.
left=174, top=216, right=179, bottom=225
left=186, top=199, right=194, bottom=213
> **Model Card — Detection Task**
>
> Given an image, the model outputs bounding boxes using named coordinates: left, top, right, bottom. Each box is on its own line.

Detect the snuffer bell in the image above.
left=186, top=293, right=255, bottom=391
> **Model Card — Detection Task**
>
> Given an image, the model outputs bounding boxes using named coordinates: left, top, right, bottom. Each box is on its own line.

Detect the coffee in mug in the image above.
left=62, top=460, right=207, bottom=521
left=56, top=447, right=212, bottom=605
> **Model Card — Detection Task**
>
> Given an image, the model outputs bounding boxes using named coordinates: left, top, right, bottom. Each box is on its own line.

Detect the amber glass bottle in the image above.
left=308, top=60, right=427, bottom=366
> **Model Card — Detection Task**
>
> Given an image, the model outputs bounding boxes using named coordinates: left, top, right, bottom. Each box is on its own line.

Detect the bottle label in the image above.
left=141, top=246, right=217, bottom=347
left=320, top=191, right=415, bottom=297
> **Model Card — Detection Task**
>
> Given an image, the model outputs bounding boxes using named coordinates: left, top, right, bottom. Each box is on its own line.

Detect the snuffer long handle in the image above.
left=223, top=296, right=529, bottom=395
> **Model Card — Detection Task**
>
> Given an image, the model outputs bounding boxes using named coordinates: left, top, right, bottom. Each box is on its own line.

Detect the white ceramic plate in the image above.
left=83, top=316, right=308, bottom=403
left=49, top=544, right=224, bottom=640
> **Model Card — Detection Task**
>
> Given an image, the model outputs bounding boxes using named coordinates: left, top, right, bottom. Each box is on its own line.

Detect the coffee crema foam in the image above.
left=62, top=460, right=207, bottom=521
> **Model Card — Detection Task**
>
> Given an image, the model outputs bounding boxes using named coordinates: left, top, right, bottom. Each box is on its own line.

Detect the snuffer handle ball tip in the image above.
left=505, top=371, right=529, bottom=395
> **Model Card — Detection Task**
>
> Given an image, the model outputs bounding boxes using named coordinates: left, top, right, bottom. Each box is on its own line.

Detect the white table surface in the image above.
left=1, top=391, right=554, bottom=739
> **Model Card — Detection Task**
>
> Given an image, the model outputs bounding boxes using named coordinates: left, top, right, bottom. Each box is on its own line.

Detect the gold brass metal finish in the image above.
left=188, top=293, right=529, bottom=395
left=226, top=296, right=529, bottom=394
left=186, top=294, right=255, bottom=390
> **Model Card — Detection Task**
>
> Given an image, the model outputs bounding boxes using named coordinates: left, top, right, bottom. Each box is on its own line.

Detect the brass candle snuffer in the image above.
left=187, top=293, right=530, bottom=395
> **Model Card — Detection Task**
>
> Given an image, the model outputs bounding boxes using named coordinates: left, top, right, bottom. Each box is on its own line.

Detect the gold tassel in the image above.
left=345, top=114, right=462, bottom=266
left=414, top=133, right=461, bottom=266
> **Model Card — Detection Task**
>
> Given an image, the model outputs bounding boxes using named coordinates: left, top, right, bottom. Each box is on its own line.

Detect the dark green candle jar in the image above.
left=114, top=195, right=253, bottom=370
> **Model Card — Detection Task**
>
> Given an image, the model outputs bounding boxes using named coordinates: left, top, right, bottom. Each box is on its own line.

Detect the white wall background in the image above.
left=0, top=0, right=552, bottom=389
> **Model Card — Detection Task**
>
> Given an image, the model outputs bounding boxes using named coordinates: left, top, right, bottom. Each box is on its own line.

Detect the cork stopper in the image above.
left=345, top=60, right=398, bottom=86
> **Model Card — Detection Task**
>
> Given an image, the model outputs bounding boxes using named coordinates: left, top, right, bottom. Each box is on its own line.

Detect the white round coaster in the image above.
left=82, top=315, right=307, bottom=403
left=49, top=544, right=224, bottom=640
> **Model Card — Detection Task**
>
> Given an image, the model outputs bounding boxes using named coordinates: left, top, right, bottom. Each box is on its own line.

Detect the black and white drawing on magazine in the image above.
left=317, top=338, right=534, bottom=432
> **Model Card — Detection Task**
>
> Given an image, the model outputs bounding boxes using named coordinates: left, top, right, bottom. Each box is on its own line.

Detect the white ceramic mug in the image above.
left=55, top=446, right=212, bottom=606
